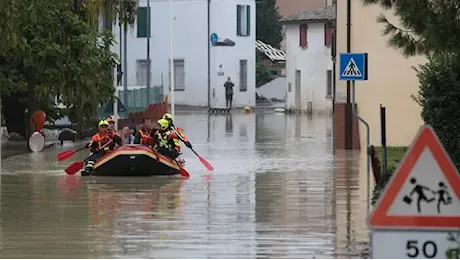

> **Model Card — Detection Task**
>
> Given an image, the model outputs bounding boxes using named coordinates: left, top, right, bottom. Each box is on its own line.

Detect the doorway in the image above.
left=295, top=70, right=301, bottom=110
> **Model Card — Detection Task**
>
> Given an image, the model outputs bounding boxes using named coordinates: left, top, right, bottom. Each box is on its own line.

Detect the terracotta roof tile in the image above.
left=280, top=5, right=336, bottom=23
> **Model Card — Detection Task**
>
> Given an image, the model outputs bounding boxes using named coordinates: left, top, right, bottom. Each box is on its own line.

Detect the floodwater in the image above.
left=0, top=112, right=369, bottom=258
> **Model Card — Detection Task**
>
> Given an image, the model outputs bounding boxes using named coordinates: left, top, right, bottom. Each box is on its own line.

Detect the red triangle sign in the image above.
left=369, top=125, right=460, bottom=230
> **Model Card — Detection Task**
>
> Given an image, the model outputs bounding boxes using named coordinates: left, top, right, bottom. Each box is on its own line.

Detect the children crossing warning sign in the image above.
left=368, top=125, right=460, bottom=230
left=341, top=58, right=362, bottom=77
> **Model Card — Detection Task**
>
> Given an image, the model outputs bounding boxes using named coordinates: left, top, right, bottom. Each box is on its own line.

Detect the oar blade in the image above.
left=65, top=161, right=84, bottom=175
left=179, top=168, right=190, bottom=178
left=199, top=156, right=214, bottom=171
left=57, top=150, right=76, bottom=162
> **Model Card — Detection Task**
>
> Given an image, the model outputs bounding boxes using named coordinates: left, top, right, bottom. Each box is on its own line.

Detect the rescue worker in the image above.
left=162, top=113, right=192, bottom=149
left=154, top=118, right=181, bottom=159
left=81, top=120, right=122, bottom=176
left=134, top=117, right=154, bottom=148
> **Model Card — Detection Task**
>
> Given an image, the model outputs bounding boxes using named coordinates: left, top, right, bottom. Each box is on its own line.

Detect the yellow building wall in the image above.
left=335, top=0, right=425, bottom=146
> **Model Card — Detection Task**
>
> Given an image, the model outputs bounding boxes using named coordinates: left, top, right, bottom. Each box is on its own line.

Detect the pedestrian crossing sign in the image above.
left=339, top=53, right=368, bottom=81
left=368, top=125, right=460, bottom=230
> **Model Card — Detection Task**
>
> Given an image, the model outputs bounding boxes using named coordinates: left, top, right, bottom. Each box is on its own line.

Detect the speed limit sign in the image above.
left=372, top=230, right=457, bottom=258
left=368, top=126, right=460, bottom=259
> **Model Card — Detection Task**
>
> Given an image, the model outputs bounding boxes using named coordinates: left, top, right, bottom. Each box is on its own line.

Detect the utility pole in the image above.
left=169, top=0, right=175, bottom=117
left=146, top=0, right=151, bottom=106
left=123, top=14, right=128, bottom=112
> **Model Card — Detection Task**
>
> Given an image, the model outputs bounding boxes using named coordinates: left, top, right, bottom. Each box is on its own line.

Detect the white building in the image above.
left=113, top=0, right=256, bottom=108
left=280, top=5, right=335, bottom=114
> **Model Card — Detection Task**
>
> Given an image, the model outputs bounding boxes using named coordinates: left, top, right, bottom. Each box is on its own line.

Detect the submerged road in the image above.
left=0, top=112, right=369, bottom=258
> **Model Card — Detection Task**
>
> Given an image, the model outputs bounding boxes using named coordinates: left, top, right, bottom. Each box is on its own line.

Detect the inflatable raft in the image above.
left=91, top=145, right=184, bottom=176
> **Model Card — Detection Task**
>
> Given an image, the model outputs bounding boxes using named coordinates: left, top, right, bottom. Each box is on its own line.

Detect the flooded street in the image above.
left=0, top=112, right=369, bottom=258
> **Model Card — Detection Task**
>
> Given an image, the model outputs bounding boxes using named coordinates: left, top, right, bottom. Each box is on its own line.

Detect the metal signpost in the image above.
left=369, top=125, right=460, bottom=258
left=339, top=53, right=370, bottom=213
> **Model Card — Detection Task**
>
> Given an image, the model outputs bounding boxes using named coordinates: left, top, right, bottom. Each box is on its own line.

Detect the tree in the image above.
left=361, top=0, right=460, bottom=57
left=256, top=51, right=274, bottom=88
left=0, top=0, right=138, bottom=138
left=256, top=0, right=282, bottom=48
left=413, top=52, right=460, bottom=169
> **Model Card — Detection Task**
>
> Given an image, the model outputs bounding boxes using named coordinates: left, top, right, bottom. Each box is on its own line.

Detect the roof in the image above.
left=276, top=0, right=325, bottom=18
left=279, top=5, right=335, bottom=23
left=260, top=59, right=285, bottom=68
left=255, top=40, right=286, bottom=62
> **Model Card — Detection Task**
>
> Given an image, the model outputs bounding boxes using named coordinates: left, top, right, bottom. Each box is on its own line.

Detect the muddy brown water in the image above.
left=0, top=112, right=369, bottom=258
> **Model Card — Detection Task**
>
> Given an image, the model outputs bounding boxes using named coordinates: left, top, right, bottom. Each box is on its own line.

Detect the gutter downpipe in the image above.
left=332, top=3, right=337, bottom=154
left=207, top=0, right=211, bottom=109
left=345, top=0, right=352, bottom=149
left=346, top=0, right=351, bottom=103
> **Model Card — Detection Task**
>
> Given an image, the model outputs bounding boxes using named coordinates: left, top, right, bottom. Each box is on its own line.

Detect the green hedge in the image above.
left=372, top=146, right=407, bottom=205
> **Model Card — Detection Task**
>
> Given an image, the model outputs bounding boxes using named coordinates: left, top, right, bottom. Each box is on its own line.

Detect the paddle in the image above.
left=171, top=126, right=214, bottom=171
left=156, top=132, right=190, bottom=177
left=57, top=144, right=89, bottom=162
left=64, top=140, right=113, bottom=175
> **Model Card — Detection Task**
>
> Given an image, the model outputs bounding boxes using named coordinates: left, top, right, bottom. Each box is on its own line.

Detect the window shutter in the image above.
left=299, top=24, right=307, bottom=47
left=246, top=5, right=251, bottom=36
left=236, top=5, right=241, bottom=36
left=324, top=22, right=332, bottom=46
left=137, top=7, right=147, bottom=37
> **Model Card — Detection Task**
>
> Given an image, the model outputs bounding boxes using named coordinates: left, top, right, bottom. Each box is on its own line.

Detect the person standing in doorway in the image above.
left=224, top=77, right=234, bottom=109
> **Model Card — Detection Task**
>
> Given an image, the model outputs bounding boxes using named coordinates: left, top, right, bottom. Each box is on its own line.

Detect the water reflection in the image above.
left=225, top=114, right=233, bottom=135
left=0, top=112, right=368, bottom=258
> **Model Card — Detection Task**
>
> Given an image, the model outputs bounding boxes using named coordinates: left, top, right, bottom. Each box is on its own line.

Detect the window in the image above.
left=299, top=24, right=308, bottom=48
left=237, top=5, right=250, bottom=36
left=239, top=59, right=248, bottom=92
left=136, top=60, right=150, bottom=86
left=169, top=59, right=185, bottom=91
left=326, top=70, right=332, bottom=97
left=137, top=7, right=150, bottom=37
left=324, top=22, right=333, bottom=46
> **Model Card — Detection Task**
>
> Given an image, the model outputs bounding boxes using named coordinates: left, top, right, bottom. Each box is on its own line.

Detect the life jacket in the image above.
left=139, top=129, right=154, bottom=148
left=156, top=130, right=181, bottom=152
left=89, top=132, right=114, bottom=154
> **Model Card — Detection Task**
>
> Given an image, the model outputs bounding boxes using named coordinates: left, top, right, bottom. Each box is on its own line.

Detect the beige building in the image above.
left=335, top=0, right=425, bottom=146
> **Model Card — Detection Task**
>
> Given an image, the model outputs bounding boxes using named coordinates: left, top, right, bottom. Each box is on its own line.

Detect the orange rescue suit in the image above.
left=88, top=132, right=114, bottom=154
left=139, top=129, right=154, bottom=148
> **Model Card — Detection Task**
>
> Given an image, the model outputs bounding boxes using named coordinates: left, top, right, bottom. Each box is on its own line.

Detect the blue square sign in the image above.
left=339, top=53, right=368, bottom=81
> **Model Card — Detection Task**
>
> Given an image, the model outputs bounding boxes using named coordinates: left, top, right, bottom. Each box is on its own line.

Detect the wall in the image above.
left=285, top=22, right=333, bottom=114
left=209, top=0, right=256, bottom=108
left=256, top=76, right=286, bottom=101
left=335, top=0, right=425, bottom=146
left=113, top=0, right=255, bottom=108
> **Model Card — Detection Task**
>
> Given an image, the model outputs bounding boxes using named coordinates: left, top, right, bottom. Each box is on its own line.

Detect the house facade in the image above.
left=281, top=5, right=335, bottom=114
left=276, top=0, right=334, bottom=51
left=335, top=0, right=425, bottom=146
left=113, top=0, right=256, bottom=108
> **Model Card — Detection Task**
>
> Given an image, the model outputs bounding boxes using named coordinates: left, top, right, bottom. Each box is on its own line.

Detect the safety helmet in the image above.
left=162, top=113, right=173, bottom=121
left=157, top=118, right=170, bottom=130
left=98, top=120, right=109, bottom=127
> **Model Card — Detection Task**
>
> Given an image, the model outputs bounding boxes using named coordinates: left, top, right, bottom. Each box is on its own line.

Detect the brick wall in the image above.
left=334, top=103, right=360, bottom=150
left=118, top=99, right=168, bottom=130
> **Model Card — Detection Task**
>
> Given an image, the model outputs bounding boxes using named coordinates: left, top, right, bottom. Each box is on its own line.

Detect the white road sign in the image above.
left=372, top=230, right=459, bottom=259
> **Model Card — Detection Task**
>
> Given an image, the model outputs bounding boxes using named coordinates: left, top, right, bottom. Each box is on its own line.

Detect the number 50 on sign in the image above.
left=372, top=231, right=458, bottom=258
